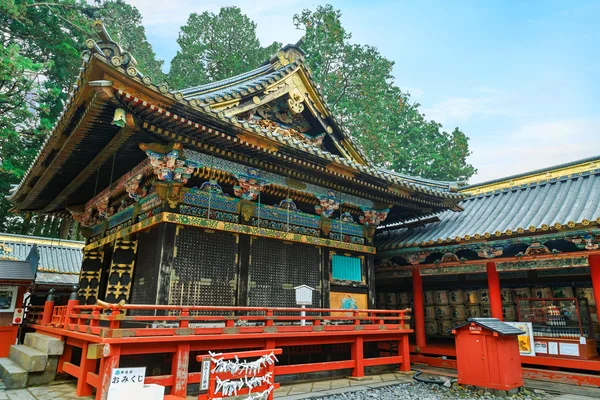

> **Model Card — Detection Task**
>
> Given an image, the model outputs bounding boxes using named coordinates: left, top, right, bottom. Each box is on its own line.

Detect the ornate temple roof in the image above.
left=376, top=156, right=600, bottom=250
left=7, top=20, right=464, bottom=223
left=0, top=233, right=83, bottom=285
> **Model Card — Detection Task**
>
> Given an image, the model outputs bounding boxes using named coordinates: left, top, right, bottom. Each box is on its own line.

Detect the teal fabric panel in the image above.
left=332, top=255, right=362, bottom=281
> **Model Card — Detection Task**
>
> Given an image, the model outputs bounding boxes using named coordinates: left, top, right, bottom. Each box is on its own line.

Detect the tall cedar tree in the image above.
left=0, top=0, right=163, bottom=235
left=168, top=6, right=281, bottom=89
left=294, top=5, right=476, bottom=181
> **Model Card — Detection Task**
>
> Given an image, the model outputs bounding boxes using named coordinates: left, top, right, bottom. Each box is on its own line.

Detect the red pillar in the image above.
left=412, top=267, right=426, bottom=349
left=589, top=255, right=600, bottom=325
left=399, top=335, right=411, bottom=372
left=171, top=343, right=190, bottom=398
left=351, top=335, right=364, bottom=377
left=487, top=261, right=503, bottom=320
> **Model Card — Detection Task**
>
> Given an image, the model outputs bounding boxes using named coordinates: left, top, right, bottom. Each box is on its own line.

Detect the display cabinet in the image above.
left=516, top=298, right=598, bottom=359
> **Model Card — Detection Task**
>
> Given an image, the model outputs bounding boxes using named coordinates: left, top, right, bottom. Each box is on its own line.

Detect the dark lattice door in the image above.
left=77, top=248, right=104, bottom=305
left=104, top=239, right=138, bottom=303
left=248, top=237, right=322, bottom=308
left=170, top=227, right=238, bottom=311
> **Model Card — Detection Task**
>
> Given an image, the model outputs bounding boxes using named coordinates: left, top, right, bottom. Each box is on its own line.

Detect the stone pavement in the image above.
left=1, top=373, right=600, bottom=400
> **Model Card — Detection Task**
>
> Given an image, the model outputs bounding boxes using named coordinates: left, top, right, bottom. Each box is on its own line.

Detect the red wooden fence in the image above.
left=29, top=300, right=412, bottom=400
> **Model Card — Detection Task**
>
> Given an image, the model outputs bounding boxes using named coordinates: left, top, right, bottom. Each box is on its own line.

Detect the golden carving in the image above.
left=326, top=162, right=356, bottom=178
left=237, top=132, right=280, bottom=152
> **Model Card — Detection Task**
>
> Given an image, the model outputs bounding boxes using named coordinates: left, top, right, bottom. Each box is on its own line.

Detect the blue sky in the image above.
left=125, top=0, right=599, bottom=184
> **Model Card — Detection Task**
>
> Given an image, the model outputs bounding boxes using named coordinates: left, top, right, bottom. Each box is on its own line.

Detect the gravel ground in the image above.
left=313, top=382, right=548, bottom=400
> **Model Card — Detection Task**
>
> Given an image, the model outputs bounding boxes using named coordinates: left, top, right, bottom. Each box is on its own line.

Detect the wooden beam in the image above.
left=43, top=126, right=138, bottom=213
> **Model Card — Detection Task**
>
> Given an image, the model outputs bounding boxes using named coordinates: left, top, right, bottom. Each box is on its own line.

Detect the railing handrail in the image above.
left=73, top=304, right=411, bottom=314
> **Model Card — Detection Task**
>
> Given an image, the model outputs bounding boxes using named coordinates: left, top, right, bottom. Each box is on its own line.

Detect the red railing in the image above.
left=53, top=302, right=410, bottom=339
left=51, top=306, right=68, bottom=326
left=31, top=300, right=412, bottom=400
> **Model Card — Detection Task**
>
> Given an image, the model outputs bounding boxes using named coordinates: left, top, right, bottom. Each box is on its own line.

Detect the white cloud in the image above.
left=468, top=117, right=600, bottom=183
left=422, top=90, right=528, bottom=124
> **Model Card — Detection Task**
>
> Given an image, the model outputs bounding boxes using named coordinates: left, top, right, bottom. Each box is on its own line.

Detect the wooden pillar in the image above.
left=589, top=254, right=600, bottom=325
left=350, top=335, right=364, bottom=377
left=487, top=261, right=503, bottom=320
left=366, top=254, right=376, bottom=309
left=76, top=342, right=98, bottom=397
left=399, top=335, right=410, bottom=372
left=236, top=235, right=251, bottom=307
left=171, top=343, right=191, bottom=398
left=97, top=344, right=121, bottom=400
left=412, top=267, right=426, bottom=349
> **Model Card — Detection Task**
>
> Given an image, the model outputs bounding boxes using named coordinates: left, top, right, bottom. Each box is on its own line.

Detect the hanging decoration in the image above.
left=208, top=351, right=279, bottom=400
left=359, top=208, right=389, bottom=226
left=314, top=190, right=341, bottom=218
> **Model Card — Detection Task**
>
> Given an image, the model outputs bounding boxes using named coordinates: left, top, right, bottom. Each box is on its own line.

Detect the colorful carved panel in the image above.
left=314, top=190, right=340, bottom=218
left=359, top=208, right=389, bottom=226
left=77, top=248, right=105, bottom=304
left=104, top=238, right=138, bottom=303
left=140, top=142, right=201, bottom=184
left=329, top=292, right=368, bottom=316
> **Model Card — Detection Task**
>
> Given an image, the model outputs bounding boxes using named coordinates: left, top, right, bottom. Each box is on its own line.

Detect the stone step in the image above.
left=27, top=355, right=59, bottom=386
left=9, top=345, right=48, bottom=372
left=0, top=357, right=28, bottom=389
left=24, top=332, right=65, bottom=356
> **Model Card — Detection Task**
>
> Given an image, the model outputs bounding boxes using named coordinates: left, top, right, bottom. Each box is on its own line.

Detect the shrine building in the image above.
left=3, top=20, right=600, bottom=398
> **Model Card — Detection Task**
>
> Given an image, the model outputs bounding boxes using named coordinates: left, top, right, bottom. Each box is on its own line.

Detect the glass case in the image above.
left=516, top=298, right=593, bottom=339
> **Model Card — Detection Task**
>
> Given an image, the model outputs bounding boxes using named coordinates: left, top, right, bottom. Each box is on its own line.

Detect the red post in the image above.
left=41, top=301, right=55, bottom=325
left=97, top=344, right=121, bottom=400
left=589, top=255, right=600, bottom=325
left=76, top=342, right=98, bottom=397
left=351, top=335, right=364, bottom=377
left=57, top=344, right=72, bottom=374
left=171, top=343, right=190, bottom=398
left=64, top=299, right=78, bottom=326
left=412, top=267, right=426, bottom=349
left=487, top=261, right=503, bottom=320
left=399, top=336, right=410, bottom=372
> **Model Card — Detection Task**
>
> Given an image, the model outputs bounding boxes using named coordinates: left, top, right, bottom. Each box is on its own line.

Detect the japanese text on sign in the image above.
left=110, top=367, right=146, bottom=388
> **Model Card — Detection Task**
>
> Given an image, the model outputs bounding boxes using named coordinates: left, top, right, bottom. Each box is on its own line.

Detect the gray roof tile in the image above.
left=376, top=171, right=600, bottom=249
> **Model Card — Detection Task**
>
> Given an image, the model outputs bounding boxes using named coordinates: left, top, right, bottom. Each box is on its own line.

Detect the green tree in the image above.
left=93, top=0, right=165, bottom=84
left=0, top=0, right=164, bottom=235
left=168, top=6, right=281, bottom=89
left=294, top=5, right=476, bottom=181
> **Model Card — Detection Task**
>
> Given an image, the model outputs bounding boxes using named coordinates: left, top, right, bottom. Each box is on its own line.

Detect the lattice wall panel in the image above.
left=78, top=248, right=104, bottom=305
left=105, top=238, right=138, bottom=303
left=169, top=227, right=238, bottom=314
left=130, top=228, right=162, bottom=315
left=248, top=238, right=322, bottom=309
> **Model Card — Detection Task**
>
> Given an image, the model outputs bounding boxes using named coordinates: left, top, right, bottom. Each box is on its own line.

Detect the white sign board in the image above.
left=548, top=342, right=559, bottom=355
left=108, top=367, right=164, bottom=400
left=559, top=342, right=580, bottom=357
left=504, top=322, right=535, bottom=356
left=200, top=358, right=211, bottom=391
left=110, top=367, right=146, bottom=388
left=534, top=342, right=547, bottom=354
left=294, top=285, right=314, bottom=306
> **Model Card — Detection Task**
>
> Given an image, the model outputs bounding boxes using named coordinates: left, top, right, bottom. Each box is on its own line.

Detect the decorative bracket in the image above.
left=359, top=208, right=389, bottom=227
left=140, top=142, right=201, bottom=184
left=233, top=167, right=268, bottom=201
left=315, top=190, right=341, bottom=218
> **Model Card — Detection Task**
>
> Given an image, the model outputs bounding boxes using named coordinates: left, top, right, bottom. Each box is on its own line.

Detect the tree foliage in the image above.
left=167, top=6, right=281, bottom=89
left=0, top=0, right=163, bottom=235
left=294, top=5, right=476, bottom=181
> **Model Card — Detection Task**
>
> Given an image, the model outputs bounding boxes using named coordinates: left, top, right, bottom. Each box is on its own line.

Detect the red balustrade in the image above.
left=30, top=300, right=412, bottom=400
